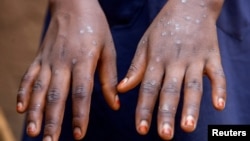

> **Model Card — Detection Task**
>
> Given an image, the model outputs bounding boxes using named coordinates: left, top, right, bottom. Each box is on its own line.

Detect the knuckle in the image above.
left=32, top=80, right=43, bottom=92
left=44, top=119, right=59, bottom=133
left=158, top=105, right=176, bottom=118
left=73, top=113, right=87, bottom=125
left=128, top=64, right=138, bottom=73
left=74, top=112, right=87, bottom=119
left=162, top=82, right=179, bottom=95
left=47, top=88, right=61, bottom=104
left=17, top=88, right=25, bottom=100
left=185, top=79, right=202, bottom=91
left=28, top=104, right=42, bottom=113
left=141, top=80, right=160, bottom=95
left=137, top=107, right=153, bottom=117
left=186, top=103, right=199, bottom=113
left=213, top=68, right=225, bottom=78
left=21, top=72, right=32, bottom=83
left=72, top=86, right=89, bottom=101
left=216, top=86, right=227, bottom=94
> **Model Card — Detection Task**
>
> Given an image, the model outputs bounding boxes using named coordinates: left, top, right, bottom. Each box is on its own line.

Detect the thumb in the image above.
left=117, top=36, right=148, bottom=93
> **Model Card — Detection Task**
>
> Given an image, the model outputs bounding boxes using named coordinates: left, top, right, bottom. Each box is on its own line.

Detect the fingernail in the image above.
left=43, top=136, right=52, bottom=141
left=121, top=77, right=128, bottom=84
left=73, top=127, right=82, bottom=139
left=17, top=102, right=23, bottom=110
left=139, top=120, right=148, bottom=133
left=162, top=123, right=172, bottom=137
left=27, top=122, right=36, bottom=133
left=218, top=97, right=225, bottom=108
left=115, top=95, right=120, bottom=105
left=185, top=115, right=195, bottom=127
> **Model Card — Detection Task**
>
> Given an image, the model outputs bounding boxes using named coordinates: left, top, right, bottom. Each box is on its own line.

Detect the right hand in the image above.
left=16, top=0, right=120, bottom=140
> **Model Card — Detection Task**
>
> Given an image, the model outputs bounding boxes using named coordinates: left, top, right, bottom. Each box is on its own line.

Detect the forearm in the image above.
left=48, top=0, right=101, bottom=15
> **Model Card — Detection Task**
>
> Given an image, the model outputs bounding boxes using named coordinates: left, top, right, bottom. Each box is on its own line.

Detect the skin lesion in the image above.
left=141, top=80, right=161, bottom=95
left=158, top=104, right=177, bottom=118
left=185, top=79, right=202, bottom=91
left=161, top=80, right=180, bottom=95
left=72, top=86, right=89, bottom=101
left=46, top=88, right=61, bottom=104
left=32, top=80, right=43, bottom=92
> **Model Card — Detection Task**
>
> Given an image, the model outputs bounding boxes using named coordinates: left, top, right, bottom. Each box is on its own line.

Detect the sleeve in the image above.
left=217, top=0, right=250, bottom=41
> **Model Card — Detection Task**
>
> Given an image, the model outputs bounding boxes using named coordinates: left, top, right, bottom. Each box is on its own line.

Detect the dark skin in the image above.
left=117, top=0, right=226, bottom=140
left=16, top=0, right=226, bottom=141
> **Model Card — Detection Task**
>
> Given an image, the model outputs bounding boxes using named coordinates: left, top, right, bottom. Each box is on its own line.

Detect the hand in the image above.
left=16, top=0, right=120, bottom=140
left=117, top=0, right=226, bottom=140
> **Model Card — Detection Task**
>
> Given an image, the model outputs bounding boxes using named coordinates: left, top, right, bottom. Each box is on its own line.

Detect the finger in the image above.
left=43, top=67, right=71, bottom=141
left=117, top=36, right=148, bottom=93
left=205, top=57, right=226, bottom=111
left=157, top=65, right=185, bottom=140
left=17, top=60, right=41, bottom=113
left=98, top=38, right=119, bottom=111
left=26, top=66, right=51, bottom=137
left=71, top=60, right=97, bottom=140
left=181, top=63, right=204, bottom=132
left=136, top=60, right=164, bottom=135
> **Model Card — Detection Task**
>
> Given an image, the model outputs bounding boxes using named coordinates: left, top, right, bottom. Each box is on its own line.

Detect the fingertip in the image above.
left=16, top=102, right=24, bottom=113
left=214, top=97, right=226, bottom=111
left=113, top=95, right=120, bottom=110
left=26, top=122, right=38, bottom=137
left=43, top=136, right=52, bottom=141
left=160, top=123, right=173, bottom=140
left=181, top=115, right=196, bottom=133
left=73, top=127, right=83, bottom=140
left=117, top=77, right=128, bottom=93
left=137, top=120, right=149, bottom=135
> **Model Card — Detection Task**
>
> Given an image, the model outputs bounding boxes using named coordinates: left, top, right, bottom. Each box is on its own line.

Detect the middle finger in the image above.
left=136, top=59, right=164, bottom=135
left=43, top=66, right=71, bottom=141
left=157, top=65, right=185, bottom=140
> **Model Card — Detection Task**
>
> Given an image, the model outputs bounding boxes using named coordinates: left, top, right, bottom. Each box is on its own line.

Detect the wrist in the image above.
left=49, top=0, right=100, bottom=15
left=163, top=0, right=225, bottom=22
left=205, top=0, right=225, bottom=20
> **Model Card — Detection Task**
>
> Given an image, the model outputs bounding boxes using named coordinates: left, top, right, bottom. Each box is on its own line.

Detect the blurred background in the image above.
left=0, top=0, right=48, bottom=140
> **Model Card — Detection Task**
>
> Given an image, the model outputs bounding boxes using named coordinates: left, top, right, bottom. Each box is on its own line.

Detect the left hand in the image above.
left=117, top=0, right=226, bottom=140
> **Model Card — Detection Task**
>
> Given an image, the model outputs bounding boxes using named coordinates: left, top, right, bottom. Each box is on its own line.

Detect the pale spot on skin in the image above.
left=185, top=16, right=191, bottom=21
left=175, top=24, right=180, bottom=30
left=88, top=51, right=94, bottom=57
left=156, top=57, right=161, bottom=62
left=79, top=29, right=85, bottom=34
left=170, top=32, right=175, bottom=36
left=172, top=77, right=177, bottom=83
left=181, top=0, right=187, bottom=3
left=92, top=40, right=97, bottom=46
left=72, top=58, right=77, bottom=65
left=149, top=66, right=155, bottom=72
left=200, top=1, right=206, bottom=7
left=160, top=104, right=176, bottom=112
left=86, top=26, right=93, bottom=33
left=161, top=104, right=170, bottom=111
left=150, top=80, right=157, bottom=86
left=195, top=19, right=201, bottom=24
left=53, top=69, right=59, bottom=75
left=161, top=32, right=167, bottom=36
left=175, top=40, right=182, bottom=45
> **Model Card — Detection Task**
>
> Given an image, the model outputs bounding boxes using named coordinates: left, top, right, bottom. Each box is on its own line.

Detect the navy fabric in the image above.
left=22, top=0, right=250, bottom=140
